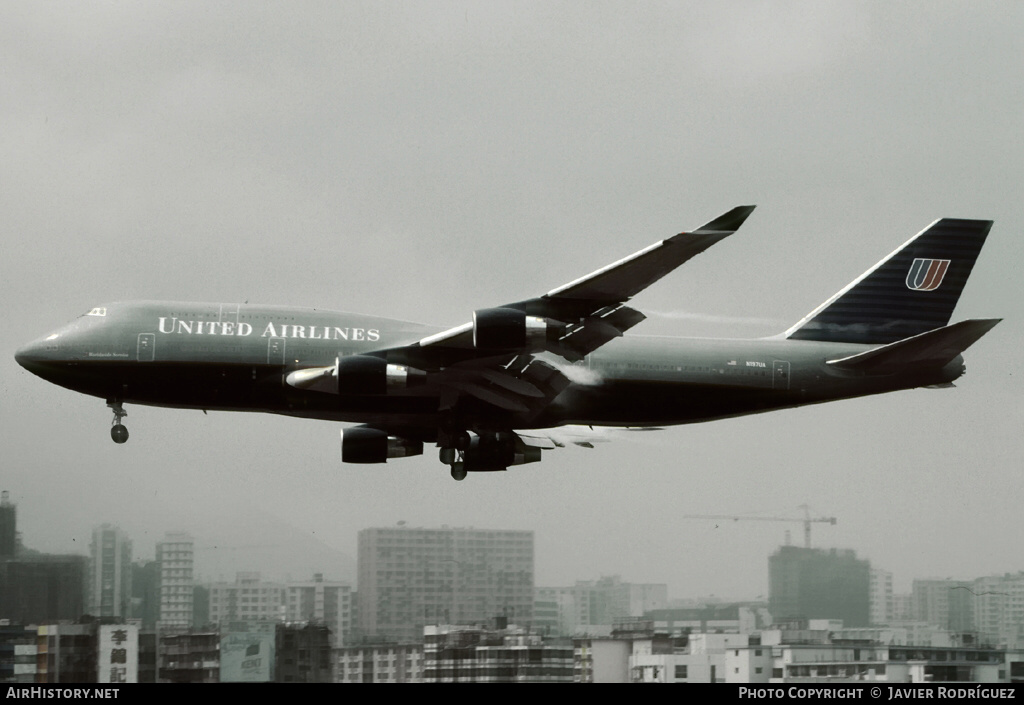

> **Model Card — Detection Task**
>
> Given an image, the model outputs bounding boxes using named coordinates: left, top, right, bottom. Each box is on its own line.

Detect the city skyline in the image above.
left=5, top=497, right=1021, bottom=606
left=5, top=495, right=1024, bottom=654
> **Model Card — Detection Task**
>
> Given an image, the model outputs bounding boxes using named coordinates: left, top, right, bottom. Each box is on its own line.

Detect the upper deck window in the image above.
left=85, top=307, right=107, bottom=317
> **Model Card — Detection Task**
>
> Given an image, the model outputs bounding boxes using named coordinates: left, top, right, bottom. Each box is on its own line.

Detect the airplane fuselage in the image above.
left=16, top=301, right=964, bottom=438
left=12, top=208, right=998, bottom=479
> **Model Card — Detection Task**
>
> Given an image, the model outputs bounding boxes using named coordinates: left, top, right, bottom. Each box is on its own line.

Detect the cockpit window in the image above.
left=85, top=307, right=107, bottom=317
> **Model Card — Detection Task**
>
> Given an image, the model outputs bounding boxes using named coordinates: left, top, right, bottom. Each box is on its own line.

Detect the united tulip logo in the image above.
left=906, top=258, right=950, bottom=291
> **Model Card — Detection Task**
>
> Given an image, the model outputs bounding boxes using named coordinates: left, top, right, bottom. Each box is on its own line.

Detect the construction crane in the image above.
left=680, top=504, right=837, bottom=548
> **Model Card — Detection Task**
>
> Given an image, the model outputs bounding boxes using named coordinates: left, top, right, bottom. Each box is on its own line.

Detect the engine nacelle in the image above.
left=472, top=308, right=554, bottom=350
left=336, top=356, right=425, bottom=395
left=341, top=427, right=423, bottom=464
left=285, top=357, right=425, bottom=395
left=462, top=432, right=542, bottom=472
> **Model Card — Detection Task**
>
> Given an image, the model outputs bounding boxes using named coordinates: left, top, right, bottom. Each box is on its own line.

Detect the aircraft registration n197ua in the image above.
left=16, top=206, right=999, bottom=481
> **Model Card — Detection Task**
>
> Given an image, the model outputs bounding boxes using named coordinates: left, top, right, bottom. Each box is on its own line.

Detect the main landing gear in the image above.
left=437, top=429, right=533, bottom=481
left=438, top=429, right=470, bottom=481
left=449, top=462, right=467, bottom=482
left=107, top=400, right=128, bottom=444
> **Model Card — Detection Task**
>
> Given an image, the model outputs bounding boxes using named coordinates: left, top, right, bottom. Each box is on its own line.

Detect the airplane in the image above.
left=15, top=206, right=999, bottom=481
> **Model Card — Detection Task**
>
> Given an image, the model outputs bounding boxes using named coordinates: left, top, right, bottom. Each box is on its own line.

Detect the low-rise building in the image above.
left=276, top=623, right=332, bottom=683
left=424, top=624, right=573, bottom=683
left=336, top=642, right=424, bottom=683
left=575, top=622, right=747, bottom=683
left=727, top=641, right=1024, bottom=683
left=629, top=632, right=752, bottom=683
left=645, top=603, right=771, bottom=635
left=0, top=624, right=37, bottom=683
left=158, top=631, right=219, bottom=683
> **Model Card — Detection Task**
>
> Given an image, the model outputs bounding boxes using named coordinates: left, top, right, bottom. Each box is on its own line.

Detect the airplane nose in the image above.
left=15, top=338, right=48, bottom=372
left=15, top=342, right=36, bottom=369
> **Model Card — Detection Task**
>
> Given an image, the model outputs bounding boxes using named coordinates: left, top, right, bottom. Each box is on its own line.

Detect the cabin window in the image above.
left=85, top=307, right=107, bottom=317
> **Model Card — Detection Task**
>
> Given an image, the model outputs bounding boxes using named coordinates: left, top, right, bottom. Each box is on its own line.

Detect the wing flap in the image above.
left=515, top=424, right=663, bottom=450
left=553, top=304, right=647, bottom=361
left=435, top=356, right=572, bottom=416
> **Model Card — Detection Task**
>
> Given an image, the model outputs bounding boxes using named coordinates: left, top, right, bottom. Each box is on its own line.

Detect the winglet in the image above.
left=692, top=205, right=757, bottom=234
left=543, top=205, right=756, bottom=304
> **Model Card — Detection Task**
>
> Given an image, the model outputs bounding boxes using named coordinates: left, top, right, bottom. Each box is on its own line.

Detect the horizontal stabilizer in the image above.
left=826, top=319, right=1001, bottom=373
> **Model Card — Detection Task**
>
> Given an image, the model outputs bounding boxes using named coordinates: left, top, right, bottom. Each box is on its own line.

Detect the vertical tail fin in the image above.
left=786, top=218, right=993, bottom=345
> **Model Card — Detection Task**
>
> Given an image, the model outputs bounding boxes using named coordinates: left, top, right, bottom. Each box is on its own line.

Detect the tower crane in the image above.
left=680, top=504, right=837, bottom=548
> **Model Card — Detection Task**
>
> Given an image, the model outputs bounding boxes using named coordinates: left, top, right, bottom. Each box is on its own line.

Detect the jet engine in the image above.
left=472, top=307, right=557, bottom=350
left=336, top=356, right=425, bottom=395
left=285, top=356, right=425, bottom=395
left=461, top=432, right=542, bottom=471
left=341, top=427, right=423, bottom=463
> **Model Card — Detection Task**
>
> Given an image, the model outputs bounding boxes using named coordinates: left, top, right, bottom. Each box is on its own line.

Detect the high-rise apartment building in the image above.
left=0, top=555, right=86, bottom=624
left=0, top=492, right=85, bottom=624
left=156, top=532, right=194, bottom=629
left=912, top=578, right=975, bottom=633
left=535, top=577, right=669, bottom=636
left=286, top=573, right=352, bottom=646
left=208, top=572, right=285, bottom=626
left=973, top=573, right=1024, bottom=649
left=534, top=586, right=576, bottom=636
left=573, top=576, right=668, bottom=629
left=769, top=546, right=870, bottom=627
left=870, top=568, right=894, bottom=625
left=358, top=526, right=534, bottom=643
left=89, top=524, right=133, bottom=618
left=892, top=592, right=914, bottom=621
left=0, top=491, right=16, bottom=557
left=133, top=560, right=160, bottom=629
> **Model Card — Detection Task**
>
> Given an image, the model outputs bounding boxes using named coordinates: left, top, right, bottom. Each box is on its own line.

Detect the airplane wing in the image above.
left=293, top=206, right=754, bottom=423
left=393, top=205, right=755, bottom=365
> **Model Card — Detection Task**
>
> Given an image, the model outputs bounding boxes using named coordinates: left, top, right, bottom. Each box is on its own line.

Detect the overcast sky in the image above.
left=2, top=2, right=1021, bottom=599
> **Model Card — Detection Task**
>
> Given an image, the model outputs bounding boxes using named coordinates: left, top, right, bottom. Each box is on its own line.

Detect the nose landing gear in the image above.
left=107, top=400, right=129, bottom=444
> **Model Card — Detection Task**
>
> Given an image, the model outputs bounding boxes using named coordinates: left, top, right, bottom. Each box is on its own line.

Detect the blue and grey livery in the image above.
left=786, top=218, right=991, bottom=344
left=15, top=206, right=999, bottom=481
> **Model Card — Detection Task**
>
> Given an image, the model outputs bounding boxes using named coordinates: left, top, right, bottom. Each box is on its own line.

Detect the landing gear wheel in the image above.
left=107, top=399, right=129, bottom=444
left=450, top=463, right=467, bottom=482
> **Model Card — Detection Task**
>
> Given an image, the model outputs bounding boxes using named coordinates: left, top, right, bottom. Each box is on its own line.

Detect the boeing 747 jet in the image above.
left=16, top=207, right=999, bottom=480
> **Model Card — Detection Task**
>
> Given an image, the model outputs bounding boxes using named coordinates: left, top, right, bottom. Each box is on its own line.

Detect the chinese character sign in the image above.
left=99, top=624, right=138, bottom=684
